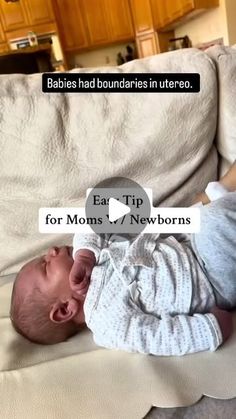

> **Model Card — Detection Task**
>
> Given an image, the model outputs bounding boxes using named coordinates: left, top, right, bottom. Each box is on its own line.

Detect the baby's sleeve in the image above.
left=94, top=309, right=223, bottom=356
left=205, top=182, right=229, bottom=201
left=73, top=233, right=109, bottom=261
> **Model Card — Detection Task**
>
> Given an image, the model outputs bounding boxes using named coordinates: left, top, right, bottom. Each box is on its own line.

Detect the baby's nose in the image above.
left=46, top=247, right=58, bottom=260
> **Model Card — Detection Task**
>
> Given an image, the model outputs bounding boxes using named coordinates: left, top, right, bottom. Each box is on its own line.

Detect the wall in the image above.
left=66, top=42, right=136, bottom=69
left=175, top=0, right=229, bottom=46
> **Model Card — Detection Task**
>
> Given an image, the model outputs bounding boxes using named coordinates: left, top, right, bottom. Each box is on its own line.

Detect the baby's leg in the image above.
left=191, top=192, right=236, bottom=308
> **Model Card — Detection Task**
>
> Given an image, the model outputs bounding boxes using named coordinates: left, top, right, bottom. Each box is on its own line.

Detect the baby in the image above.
left=10, top=162, right=236, bottom=356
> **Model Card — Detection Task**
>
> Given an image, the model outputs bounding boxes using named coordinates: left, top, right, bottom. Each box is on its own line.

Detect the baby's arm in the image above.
left=95, top=308, right=232, bottom=356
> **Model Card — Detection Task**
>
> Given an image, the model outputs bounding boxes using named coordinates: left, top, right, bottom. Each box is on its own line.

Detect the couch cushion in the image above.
left=206, top=45, right=236, bottom=176
left=0, top=48, right=218, bottom=276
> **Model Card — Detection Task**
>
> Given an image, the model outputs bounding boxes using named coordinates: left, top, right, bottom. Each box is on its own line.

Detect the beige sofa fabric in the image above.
left=0, top=48, right=217, bottom=276
left=206, top=45, right=236, bottom=175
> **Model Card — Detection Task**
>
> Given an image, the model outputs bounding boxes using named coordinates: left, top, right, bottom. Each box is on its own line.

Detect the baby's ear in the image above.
left=50, top=298, right=79, bottom=324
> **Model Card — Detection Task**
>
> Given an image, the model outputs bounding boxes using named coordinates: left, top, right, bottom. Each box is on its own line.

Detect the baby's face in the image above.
left=19, top=246, right=74, bottom=300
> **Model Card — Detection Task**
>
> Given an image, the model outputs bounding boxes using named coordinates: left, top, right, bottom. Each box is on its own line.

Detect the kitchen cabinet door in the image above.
left=181, top=0, right=219, bottom=13
left=150, top=0, right=171, bottom=29
left=54, top=0, right=89, bottom=50
left=106, top=0, right=134, bottom=41
left=81, top=0, right=111, bottom=45
left=136, top=32, right=159, bottom=57
left=150, top=0, right=219, bottom=30
left=25, top=0, right=55, bottom=25
left=165, top=0, right=183, bottom=21
left=181, top=0, right=195, bottom=13
left=0, top=19, right=6, bottom=44
left=0, top=1, right=29, bottom=31
left=129, top=0, right=154, bottom=35
left=0, top=43, right=9, bottom=53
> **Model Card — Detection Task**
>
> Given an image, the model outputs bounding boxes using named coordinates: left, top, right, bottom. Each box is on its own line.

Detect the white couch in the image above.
left=0, top=45, right=236, bottom=419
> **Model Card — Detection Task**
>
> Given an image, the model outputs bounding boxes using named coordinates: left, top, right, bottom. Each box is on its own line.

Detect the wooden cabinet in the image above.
left=129, top=0, right=160, bottom=58
left=166, top=0, right=183, bottom=21
left=129, top=0, right=154, bottom=35
left=81, top=0, right=111, bottom=45
left=150, top=0, right=170, bottom=29
left=0, top=19, right=6, bottom=44
left=0, top=18, right=8, bottom=54
left=54, top=0, right=134, bottom=51
left=0, top=1, right=29, bottom=31
left=54, top=0, right=219, bottom=47
left=0, top=0, right=219, bottom=54
left=53, top=0, right=89, bottom=50
left=0, top=0, right=55, bottom=32
left=82, top=0, right=134, bottom=45
left=0, top=43, right=9, bottom=54
left=136, top=32, right=159, bottom=57
left=151, top=0, right=219, bottom=30
left=181, top=0, right=195, bottom=13
left=106, top=0, right=134, bottom=42
left=24, top=0, right=55, bottom=25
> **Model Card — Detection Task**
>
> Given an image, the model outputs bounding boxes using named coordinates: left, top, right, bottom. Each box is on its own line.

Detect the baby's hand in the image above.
left=192, top=192, right=210, bottom=206
left=69, top=249, right=96, bottom=298
left=210, top=306, right=233, bottom=343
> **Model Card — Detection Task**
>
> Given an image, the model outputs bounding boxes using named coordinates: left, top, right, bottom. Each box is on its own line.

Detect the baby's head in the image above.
left=10, top=246, right=84, bottom=344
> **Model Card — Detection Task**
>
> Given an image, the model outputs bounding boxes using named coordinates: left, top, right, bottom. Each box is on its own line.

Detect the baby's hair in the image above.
left=10, top=270, right=79, bottom=345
